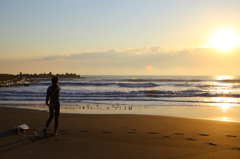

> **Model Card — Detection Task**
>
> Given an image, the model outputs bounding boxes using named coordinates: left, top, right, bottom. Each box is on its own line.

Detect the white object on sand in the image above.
left=14, top=124, right=46, bottom=136
left=14, top=123, right=29, bottom=130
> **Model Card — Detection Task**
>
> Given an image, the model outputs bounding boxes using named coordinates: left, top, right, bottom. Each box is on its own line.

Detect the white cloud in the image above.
left=2, top=46, right=240, bottom=75
left=38, top=46, right=168, bottom=61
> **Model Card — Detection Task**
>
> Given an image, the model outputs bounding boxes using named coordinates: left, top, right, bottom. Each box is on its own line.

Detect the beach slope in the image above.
left=0, top=107, right=240, bottom=159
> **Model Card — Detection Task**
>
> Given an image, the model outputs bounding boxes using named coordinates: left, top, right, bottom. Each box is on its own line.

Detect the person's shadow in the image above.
left=0, top=129, right=29, bottom=153
left=0, top=129, right=47, bottom=153
left=0, top=129, right=15, bottom=139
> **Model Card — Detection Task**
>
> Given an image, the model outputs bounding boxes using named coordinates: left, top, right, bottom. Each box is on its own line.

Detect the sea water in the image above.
left=1, top=75, right=240, bottom=121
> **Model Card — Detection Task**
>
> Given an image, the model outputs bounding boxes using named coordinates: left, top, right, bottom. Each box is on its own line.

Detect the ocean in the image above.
left=1, top=75, right=240, bottom=121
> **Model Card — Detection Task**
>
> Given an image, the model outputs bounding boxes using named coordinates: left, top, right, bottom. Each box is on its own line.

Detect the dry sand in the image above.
left=0, top=107, right=240, bottom=159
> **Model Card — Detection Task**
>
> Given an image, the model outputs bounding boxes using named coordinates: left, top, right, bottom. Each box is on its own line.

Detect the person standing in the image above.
left=44, top=76, right=61, bottom=136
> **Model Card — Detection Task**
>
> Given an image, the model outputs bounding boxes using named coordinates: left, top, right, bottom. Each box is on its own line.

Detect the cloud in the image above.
left=40, top=54, right=70, bottom=61
left=38, top=46, right=168, bottom=61
left=38, top=46, right=240, bottom=70
left=3, top=46, right=240, bottom=75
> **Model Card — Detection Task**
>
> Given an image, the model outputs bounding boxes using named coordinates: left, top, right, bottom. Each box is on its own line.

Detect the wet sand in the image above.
left=0, top=107, right=240, bottom=159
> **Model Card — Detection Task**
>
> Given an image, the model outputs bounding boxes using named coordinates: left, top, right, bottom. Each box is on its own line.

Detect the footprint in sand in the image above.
left=59, top=130, right=67, bottom=132
left=148, top=132, right=159, bottom=134
left=205, top=142, right=217, bottom=146
left=80, top=130, right=89, bottom=132
left=185, top=138, right=196, bottom=141
left=163, top=136, right=170, bottom=138
left=198, top=134, right=209, bottom=136
left=102, top=132, right=112, bottom=133
left=226, top=135, right=237, bottom=137
left=30, top=137, right=43, bottom=141
left=174, top=133, right=184, bottom=135
left=59, top=130, right=68, bottom=135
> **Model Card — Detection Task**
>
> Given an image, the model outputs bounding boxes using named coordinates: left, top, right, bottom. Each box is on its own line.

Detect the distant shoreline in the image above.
left=0, top=72, right=83, bottom=87
left=18, top=72, right=82, bottom=78
left=1, top=103, right=240, bottom=122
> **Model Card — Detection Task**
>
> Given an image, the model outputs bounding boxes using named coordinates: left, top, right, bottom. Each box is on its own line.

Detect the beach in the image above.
left=1, top=107, right=240, bottom=159
left=2, top=0, right=240, bottom=158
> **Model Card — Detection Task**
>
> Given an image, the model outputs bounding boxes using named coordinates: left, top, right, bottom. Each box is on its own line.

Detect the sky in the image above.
left=1, top=0, right=240, bottom=75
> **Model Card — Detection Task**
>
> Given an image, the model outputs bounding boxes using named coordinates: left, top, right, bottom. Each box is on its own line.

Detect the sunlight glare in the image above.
left=209, top=28, right=240, bottom=52
left=211, top=97, right=237, bottom=113
left=221, top=117, right=229, bottom=121
left=216, top=75, right=233, bottom=80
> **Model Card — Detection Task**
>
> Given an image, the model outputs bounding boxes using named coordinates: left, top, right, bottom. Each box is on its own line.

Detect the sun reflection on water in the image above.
left=221, top=117, right=230, bottom=121
left=211, top=75, right=235, bottom=94
left=215, top=75, right=233, bottom=80
left=209, top=96, right=238, bottom=122
left=222, top=117, right=228, bottom=120
left=210, top=76, right=237, bottom=113
left=211, top=97, right=237, bottom=113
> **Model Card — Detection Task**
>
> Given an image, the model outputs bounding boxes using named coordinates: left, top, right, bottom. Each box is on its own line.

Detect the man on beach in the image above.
left=44, top=76, right=61, bottom=136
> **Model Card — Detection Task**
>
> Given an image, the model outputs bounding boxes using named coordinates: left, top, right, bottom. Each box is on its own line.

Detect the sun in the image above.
left=146, top=65, right=152, bottom=71
left=209, top=28, right=239, bottom=52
